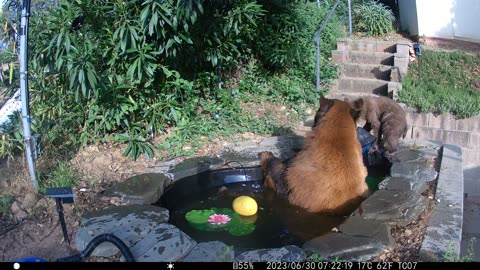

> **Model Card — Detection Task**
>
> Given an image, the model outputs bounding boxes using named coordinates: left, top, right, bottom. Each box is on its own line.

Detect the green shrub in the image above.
left=256, top=0, right=344, bottom=83
left=353, top=0, right=395, bottom=36
left=23, top=0, right=267, bottom=161
left=1, top=0, right=343, bottom=161
left=0, top=194, right=12, bottom=217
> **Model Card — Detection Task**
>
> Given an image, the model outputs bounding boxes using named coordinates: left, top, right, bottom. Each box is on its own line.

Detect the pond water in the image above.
left=157, top=166, right=388, bottom=252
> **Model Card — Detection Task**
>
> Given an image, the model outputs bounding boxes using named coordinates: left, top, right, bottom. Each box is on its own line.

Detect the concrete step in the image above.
left=406, top=126, right=471, bottom=148
left=325, top=92, right=385, bottom=101
left=349, top=51, right=394, bottom=65
left=340, top=63, right=392, bottom=80
left=332, top=77, right=389, bottom=95
left=337, top=38, right=398, bottom=53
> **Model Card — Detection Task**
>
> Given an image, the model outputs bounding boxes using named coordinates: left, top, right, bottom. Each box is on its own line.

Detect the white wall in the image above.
left=398, top=0, right=480, bottom=42
left=415, top=0, right=455, bottom=39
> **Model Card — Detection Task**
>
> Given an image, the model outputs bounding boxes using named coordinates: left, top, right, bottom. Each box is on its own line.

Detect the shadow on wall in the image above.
left=464, top=166, right=480, bottom=195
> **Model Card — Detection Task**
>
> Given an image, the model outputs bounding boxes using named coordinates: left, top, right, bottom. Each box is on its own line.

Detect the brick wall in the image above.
left=404, top=108, right=480, bottom=168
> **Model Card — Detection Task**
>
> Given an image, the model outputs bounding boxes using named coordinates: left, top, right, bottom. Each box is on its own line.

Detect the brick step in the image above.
left=337, top=38, right=399, bottom=53
left=404, top=109, right=480, bottom=132
left=331, top=77, right=389, bottom=95
left=340, top=63, right=392, bottom=80
left=349, top=51, right=395, bottom=65
left=406, top=126, right=480, bottom=149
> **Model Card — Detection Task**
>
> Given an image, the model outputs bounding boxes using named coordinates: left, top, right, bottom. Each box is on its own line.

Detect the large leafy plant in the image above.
left=21, top=0, right=265, bottom=160
left=353, top=0, right=395, bottom=36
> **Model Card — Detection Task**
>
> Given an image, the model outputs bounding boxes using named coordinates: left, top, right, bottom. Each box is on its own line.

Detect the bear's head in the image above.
left=313, top=96, right=361, bottom=127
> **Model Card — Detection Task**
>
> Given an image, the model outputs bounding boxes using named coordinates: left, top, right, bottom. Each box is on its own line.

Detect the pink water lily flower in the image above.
left=208, top=214, right=231, bottom=225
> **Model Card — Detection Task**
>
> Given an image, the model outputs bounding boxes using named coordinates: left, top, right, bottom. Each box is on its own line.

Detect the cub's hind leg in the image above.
left=258, top=151, right=289, bottom=197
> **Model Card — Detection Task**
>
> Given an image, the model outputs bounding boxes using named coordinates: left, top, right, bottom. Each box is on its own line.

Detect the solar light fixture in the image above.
left=46, top=187, right=74, bottom=244
left=413, top=42, right=422, bottom=56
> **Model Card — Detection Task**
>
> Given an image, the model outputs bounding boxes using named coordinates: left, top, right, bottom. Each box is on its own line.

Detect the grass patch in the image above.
left=398, top=50, right=480, bottom=119
left=38, top=160, right=78, bottom=194
left=0, top=195, right=12, bottom=217
left=442, top=238, right=476, bottom=262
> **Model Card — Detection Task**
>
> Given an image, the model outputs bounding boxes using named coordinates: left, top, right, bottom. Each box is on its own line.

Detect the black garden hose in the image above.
left=55, top=234, right=135, bottom=262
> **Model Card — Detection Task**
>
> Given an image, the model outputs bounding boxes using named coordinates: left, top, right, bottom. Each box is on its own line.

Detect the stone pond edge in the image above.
left=99, top=137, right=463, bottom=262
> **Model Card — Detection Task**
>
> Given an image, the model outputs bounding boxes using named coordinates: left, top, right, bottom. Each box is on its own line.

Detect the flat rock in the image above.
left=393, top=146, right=439, bottom=163
left=419, top=144, right=464, bottom=261
left=390, top=161, right=438, bottom=183
left=220, top=135, right=304, bottom=166
left=168, top=156, right=224, bottom=180
left=234, top=245, right=305, bottom=262
left=181, top=241, right=234, bottom=262
left=140, top=159, right=177, bottom=174
left=219, top=150, right=262, bottom=167
left=338, top=215, right=394, bottom=246
left=258, top=135, right=304, bottom=150
left=105, top=173, right=170, bottom=205
left=359, top=190, right=429, bottom=225
left=378, top=176, right=428, bottom=194
left=399, top=140, right=442, bottom=151
left=76, top=205, right=169, bottom=257
left=303, top=233, right=384, bottom=261
left=129, top=223, right=196, bottom=262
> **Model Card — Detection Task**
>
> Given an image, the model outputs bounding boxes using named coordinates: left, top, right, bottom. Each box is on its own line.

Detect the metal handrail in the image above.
left=314, top=0, right=352, bottom=93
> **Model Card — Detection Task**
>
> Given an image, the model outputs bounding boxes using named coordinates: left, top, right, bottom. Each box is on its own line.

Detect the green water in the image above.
left=366, top=176, right=386, bottom=191
left=166, top=181, right=347, bottom=251
left=163, top=169, right=388, bottom=251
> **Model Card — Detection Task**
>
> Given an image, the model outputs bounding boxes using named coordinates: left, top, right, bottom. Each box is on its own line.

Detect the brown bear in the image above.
left=259, top=96, right=369, bottom=216
left=349, top=96, right=408, bottom=158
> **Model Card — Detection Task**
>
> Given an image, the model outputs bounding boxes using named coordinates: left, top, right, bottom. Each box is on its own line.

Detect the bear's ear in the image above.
left=319, top=95, right=334, bottom=110
left=350, top=108, right=361, bottom=121
left=352, top=98, right=364, bottom=110
left=319, top=95, right=328, bottom=105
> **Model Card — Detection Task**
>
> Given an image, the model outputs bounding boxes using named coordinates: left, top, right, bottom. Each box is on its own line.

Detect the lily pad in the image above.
left=185, top=209, right=216, bottom=224
left=185, top=207, right=256, bottom=236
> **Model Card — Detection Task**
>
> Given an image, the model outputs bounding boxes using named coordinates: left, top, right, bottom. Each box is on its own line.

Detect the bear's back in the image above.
left=286, top=100, right=369, bottom=215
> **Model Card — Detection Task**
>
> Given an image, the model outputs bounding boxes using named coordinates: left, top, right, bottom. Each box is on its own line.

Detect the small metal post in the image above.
left=55, top=198, right=70, bottom=244
left=46, top=187, right=74, bottom=245
left=314, top=0, right=341, bottom=94
left=315, top=40, right=321, bottom=93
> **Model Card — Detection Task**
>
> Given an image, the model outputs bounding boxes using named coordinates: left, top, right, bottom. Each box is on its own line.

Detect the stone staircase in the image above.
left=327, top=38, right=410, bottom=100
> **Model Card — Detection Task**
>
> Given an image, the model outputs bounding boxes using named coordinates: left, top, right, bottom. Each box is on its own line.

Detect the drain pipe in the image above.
left=19, top=0, right=39, bottom=193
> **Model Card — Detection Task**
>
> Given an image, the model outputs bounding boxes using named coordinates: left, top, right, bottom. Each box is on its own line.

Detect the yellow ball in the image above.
left=232, top=196, right=258, bottom=216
